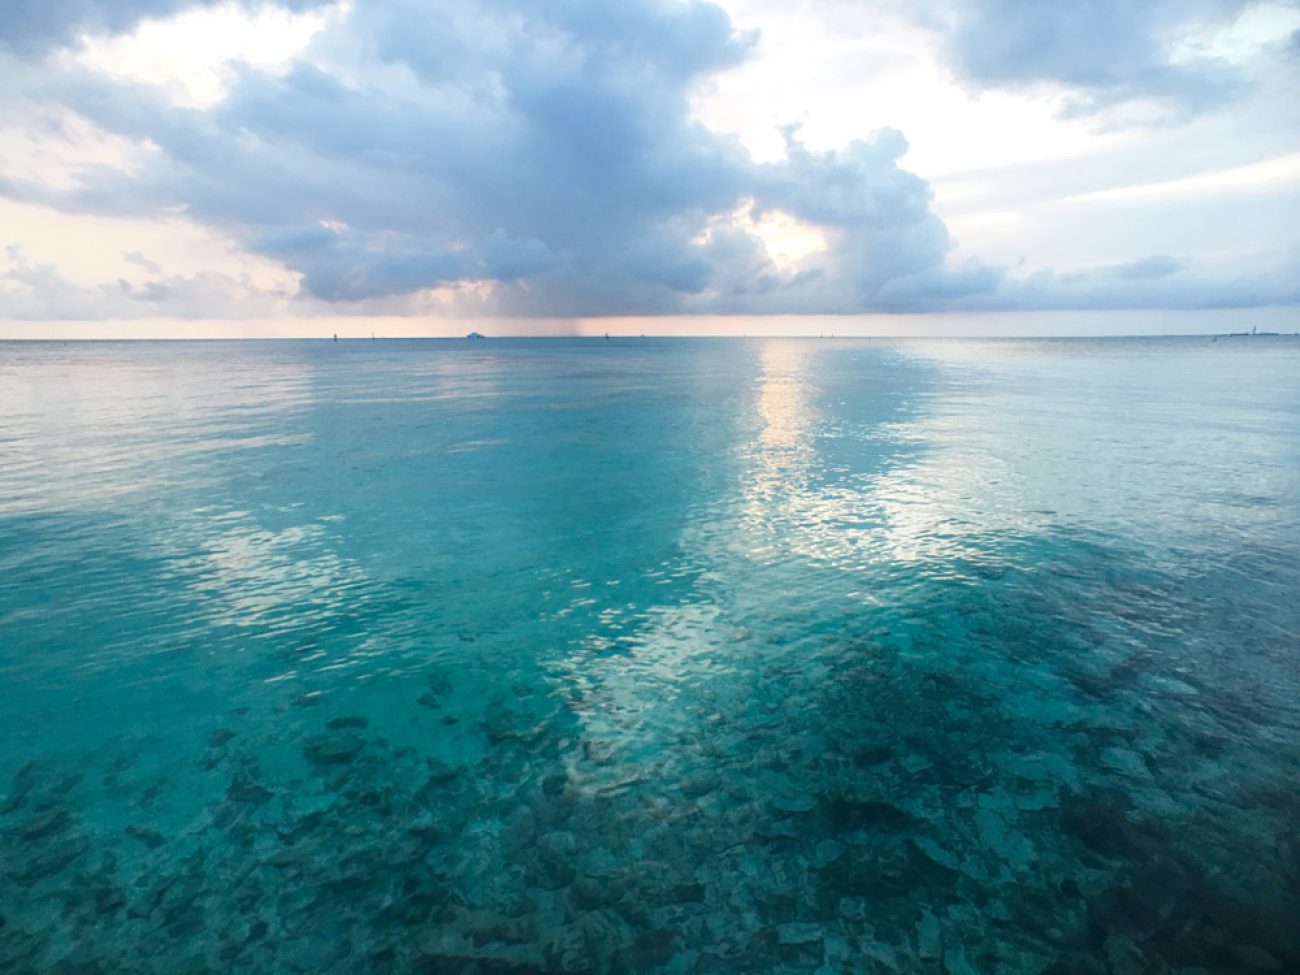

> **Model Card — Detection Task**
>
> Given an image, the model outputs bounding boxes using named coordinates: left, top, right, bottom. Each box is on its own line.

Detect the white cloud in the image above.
left=1059, top=151, right=1300, bottom=205
left=67, top=0, right=341, bottom=108
left=693, top=0, right=1125, bottom=178
left=0, top=198, right=296, bottom=290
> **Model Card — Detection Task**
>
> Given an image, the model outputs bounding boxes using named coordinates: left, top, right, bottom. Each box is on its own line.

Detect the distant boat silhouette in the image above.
left=1221, top=326, right=1280, bottom=338
left=466, top=331, right=485, bottom=339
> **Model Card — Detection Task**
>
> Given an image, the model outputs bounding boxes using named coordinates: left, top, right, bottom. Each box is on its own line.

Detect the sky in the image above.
left=1, top=0, right=1298, bottom=337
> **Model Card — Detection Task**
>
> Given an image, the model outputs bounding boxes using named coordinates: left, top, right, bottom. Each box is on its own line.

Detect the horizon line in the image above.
left=4, top=331, right=1299, bottom=343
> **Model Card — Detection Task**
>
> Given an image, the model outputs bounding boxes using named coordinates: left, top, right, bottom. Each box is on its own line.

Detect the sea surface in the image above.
left=1, top=335, right=1298, bottom=974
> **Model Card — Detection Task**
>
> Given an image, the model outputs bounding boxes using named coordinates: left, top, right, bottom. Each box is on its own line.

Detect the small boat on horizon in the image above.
left=1217, top=326, right=1281, bottom=340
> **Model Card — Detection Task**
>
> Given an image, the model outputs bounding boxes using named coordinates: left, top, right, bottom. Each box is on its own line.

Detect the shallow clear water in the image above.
left=1, top=335, right=1298, bottom=974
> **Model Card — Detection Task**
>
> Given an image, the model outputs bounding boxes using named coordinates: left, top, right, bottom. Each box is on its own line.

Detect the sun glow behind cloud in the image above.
left=694, top=201, right=828, bottom=272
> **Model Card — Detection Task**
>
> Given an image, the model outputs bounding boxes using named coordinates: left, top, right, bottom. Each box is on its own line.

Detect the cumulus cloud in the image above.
left=0, top=0, right=1294, bottom=322
left=3, top=0, right=997, bottom=317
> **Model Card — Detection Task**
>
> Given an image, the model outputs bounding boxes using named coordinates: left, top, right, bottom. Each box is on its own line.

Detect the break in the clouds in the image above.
left=1, top=0, right=1297, bottom=323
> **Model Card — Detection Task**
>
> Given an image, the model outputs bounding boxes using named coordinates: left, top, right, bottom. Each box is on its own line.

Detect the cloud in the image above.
left=929, top=0, right=1258, bottom=120
left=980, top=248, right=1300, bottom=311
left=0, top=244, right=283, bottom=319
left=0, top=0, right=330, bottom=57
left=0, top=0, right=1295, bottom=322
left=123, top=249, right=163, bottom=274
left=4, top=0, right=995, bottom=317
left=1095, top=255, right=1185, bottom=281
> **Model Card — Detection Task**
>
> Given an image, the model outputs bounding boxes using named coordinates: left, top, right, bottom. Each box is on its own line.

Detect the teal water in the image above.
left=1, top=336, right=1298, bottom=973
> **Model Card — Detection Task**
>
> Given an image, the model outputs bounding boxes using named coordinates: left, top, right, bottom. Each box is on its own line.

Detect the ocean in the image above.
left=1, top=336, right=1297, bottom=973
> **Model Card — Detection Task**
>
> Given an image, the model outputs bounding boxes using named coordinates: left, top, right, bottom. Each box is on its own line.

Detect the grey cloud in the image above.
left=12, top=0, right=985, bottom=317
left=1, top=0, right=1293, bottom=321
left=0, top=0, right=330, bottom=56
left=0, top=245, right=281, bottom=319
left=123, top=249, right=163, bottom=274
left=1100, top=255, right=1185, bottom=281
left=2, top=0, right=212, bottom=55
left=976, top=250, right=1300, bottom=311
left=249, top=224, right=473, bottom=301
left=931, top=0, right=1258, bottom=120
left=744, top=128, right=999, bottom=312
left=479, top=231, right=560, bottom=283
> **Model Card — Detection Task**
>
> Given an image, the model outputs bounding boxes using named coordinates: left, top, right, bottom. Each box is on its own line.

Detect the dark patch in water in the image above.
left=124, top=825, right=166, bottom=849
left=1060, top=791, right=1167, bottom=860
left=326, top=715, right=369, bottom=730
left=226, top=778, right=273, bottom=804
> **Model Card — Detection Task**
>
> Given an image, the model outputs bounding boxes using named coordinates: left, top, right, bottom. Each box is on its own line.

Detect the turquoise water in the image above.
left=1, top=336, right=1298, bottom=973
